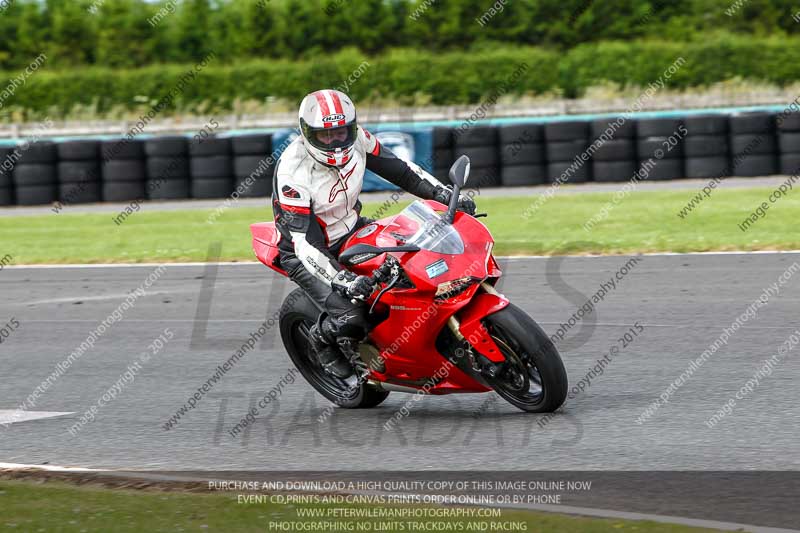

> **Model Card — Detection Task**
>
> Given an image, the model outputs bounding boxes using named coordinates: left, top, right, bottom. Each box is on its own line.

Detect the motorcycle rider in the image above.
left=273, top=89, right=476, bottom=379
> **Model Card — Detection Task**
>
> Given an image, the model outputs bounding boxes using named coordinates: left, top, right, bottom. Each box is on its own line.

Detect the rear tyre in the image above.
left=279, top=288, right=390, bottom=409
left=483, top=304, right=567, bottom=413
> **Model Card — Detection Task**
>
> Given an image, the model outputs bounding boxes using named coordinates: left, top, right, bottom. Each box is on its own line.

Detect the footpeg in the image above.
left=338, top=338, right=369, bottom=381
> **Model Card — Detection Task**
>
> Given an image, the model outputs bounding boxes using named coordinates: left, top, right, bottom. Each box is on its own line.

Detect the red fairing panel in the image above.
left=251, top=222, right=287, bottom=276
left=457, top=292, right=509, bottom=363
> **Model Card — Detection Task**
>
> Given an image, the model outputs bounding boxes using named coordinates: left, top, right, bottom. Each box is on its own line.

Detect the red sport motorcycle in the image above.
left=251, top=156, right=567, bottom=413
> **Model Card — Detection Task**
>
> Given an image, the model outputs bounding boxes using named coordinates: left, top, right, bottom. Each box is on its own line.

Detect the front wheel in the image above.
left=483, top=303, right=567, bottom=413
left=279, top=289, right=390, bottom=409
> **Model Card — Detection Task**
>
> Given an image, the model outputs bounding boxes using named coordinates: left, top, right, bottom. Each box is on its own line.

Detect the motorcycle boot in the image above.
left=308, top=314, right=354, bottom=379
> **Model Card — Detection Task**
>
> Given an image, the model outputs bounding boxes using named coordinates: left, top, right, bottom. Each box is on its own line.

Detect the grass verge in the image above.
left=0, top=186, right=797, bottom=264
left=0, top=478, right=728, bottom=533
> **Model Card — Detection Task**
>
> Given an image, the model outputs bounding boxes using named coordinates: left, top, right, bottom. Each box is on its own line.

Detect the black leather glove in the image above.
left=332, top=270, right=376, bottom=301
left=432, top=186, right=477, bottom=216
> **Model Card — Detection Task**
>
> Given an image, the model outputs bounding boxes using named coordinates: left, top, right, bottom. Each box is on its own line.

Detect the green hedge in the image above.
left=4, top=36, right=800, bottom=120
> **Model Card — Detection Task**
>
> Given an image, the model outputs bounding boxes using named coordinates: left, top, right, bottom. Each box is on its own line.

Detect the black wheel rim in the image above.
left=290, top=318, right=360, bottom=402
left=489, top=323, right=545, bottom=406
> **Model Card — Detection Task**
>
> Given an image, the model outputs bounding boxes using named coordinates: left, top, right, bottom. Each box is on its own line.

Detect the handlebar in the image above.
left=366, top=256, right=400, bottom=315
left=371, top=257, right=395, bottom=284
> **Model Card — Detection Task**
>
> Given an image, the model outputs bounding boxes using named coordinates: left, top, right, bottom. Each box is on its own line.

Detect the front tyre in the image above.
left=279, top=289, right=390, bottom=409
left=483, top=304, right=567, bottom=413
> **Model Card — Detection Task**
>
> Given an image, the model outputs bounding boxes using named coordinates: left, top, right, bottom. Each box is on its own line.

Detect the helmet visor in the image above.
left=303, top=122, right=357, bottom=152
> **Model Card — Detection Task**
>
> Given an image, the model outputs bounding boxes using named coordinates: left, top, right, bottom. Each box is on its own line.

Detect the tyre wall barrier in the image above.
left=102, top=138, right=146, bottom=203
left=58, top=140, right=102, bottom=205
left=0, top=132, right=277, bottom=207
left=12, top=141, right=58, bottom=206
left=231, top=133, right=274, bottom=198
left=1, top=109, right=797, bottom=207
left=189, top=136, right=232, bottom=200
left=433, top=110, right=791, bottom=189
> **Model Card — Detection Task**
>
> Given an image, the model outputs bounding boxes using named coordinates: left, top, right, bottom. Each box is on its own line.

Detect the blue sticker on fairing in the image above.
left=425, top=259, right=448, bottom=279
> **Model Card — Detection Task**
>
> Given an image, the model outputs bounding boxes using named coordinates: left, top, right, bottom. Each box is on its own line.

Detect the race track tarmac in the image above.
left=2, top=252, right=799, bottom=473
left=4, top=253, right=800, bottom=528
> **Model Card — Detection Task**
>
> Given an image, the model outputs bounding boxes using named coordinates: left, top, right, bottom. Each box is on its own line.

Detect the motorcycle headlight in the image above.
left=435, top=276, right=481, bottom=300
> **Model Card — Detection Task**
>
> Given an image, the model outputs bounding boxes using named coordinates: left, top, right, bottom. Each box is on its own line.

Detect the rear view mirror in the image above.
left=449, top=155, right=470, bottom=188
left=339, top=243, right=420, bottom=265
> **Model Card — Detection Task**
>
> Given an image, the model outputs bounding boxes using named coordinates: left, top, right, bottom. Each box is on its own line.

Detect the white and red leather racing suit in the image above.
left=272, top=126, right=444, bottom=311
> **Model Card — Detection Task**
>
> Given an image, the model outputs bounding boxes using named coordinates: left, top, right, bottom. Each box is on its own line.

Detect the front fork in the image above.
left=447, top=282, right=509, bottom=377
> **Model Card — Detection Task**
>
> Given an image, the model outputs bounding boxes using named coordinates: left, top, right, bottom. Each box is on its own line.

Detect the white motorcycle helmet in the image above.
left=298, top=89, right=358, bottom=168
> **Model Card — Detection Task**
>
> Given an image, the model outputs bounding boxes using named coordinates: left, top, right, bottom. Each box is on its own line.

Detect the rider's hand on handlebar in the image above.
left=332, top=270, right=376, bottom=302
left=432, top=186, right=477, bottom=216
left=371, top=258, right=395, bottom=284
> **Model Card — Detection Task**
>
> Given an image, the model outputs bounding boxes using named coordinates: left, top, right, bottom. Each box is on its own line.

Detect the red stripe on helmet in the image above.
left=329, top=90, right=344, bottom=114
left=314, top=91, right=331, bottom=117
left=314, top=91, right=334, bottom=128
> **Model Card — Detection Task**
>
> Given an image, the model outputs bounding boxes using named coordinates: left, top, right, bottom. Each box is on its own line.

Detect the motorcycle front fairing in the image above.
left=342, top=200, right=508, bottom=391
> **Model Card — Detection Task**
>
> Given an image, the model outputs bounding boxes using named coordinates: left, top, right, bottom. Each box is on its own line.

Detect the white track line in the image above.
left=0, top=462, right=96, bottom=472
left=3, top=250, right=800, bottom=269
left=0, top=411, right=74, bottom=425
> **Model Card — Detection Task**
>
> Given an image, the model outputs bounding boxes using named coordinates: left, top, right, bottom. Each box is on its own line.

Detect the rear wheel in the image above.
left=279, top=289, right=390, bottom=408
left=483, top=304, right=567, bottom=413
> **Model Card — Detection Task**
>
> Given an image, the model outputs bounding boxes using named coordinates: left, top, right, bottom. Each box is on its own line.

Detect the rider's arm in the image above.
left=360, top=127, right=442, bottom=199
left=274, top=171, right=341, bottom=287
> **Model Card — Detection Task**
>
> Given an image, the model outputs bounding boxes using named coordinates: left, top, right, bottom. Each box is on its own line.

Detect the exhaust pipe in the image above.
left=368, top=380, right=423, bottom=395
